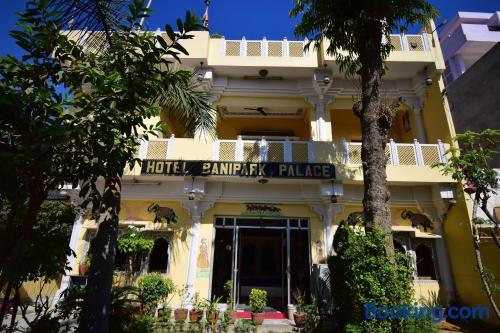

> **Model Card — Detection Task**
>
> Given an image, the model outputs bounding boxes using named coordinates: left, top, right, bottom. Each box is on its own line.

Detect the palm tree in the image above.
left=291, top=0, right=438, bottom=249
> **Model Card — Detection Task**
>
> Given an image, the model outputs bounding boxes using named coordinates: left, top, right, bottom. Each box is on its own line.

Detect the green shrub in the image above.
left=138, top=273, right=175, bottom=314
left=234, top=319, right=257, bottom=333
left=127, top=314, right=154, bottom=333
left=249, top=289, right=267, bottom=313
left=330, top=221, right=415, bottom=332
left=303, top=303, right=320, bottom=332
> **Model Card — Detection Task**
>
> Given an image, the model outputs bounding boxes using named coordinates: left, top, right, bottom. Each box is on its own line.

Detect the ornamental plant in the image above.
left=117, top=226, right=154, bottom=274
left=249, top=289, right=267, bottom=313
left=330, top=220, right=415, bottom=332
left=434, top=129, right=500, bottom=319
left=138, top=273, right=175, bottom=315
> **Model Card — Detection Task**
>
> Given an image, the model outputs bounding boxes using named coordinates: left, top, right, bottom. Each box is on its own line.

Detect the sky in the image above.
left=0, top=0, right=499, bottom=57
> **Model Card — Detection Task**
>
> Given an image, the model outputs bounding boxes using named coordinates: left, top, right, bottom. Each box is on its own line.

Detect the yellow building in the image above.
left=40, top=23, right=497, bottom=324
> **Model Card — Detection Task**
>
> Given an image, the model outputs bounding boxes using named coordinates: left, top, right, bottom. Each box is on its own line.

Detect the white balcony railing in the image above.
left=214, top=137, right=314, bottom=163
left=222, top=37, right=310, bottom=57
left=343, top=139, right=447, bottom=166
left=139, top=136, right=447, bottom=167
left=221, top=34, right=429, bottom=58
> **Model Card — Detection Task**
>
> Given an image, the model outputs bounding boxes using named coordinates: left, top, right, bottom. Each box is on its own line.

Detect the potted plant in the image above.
left=464, top=180, right=477, bottom=194
left=249, top=288, right=267, bottom=325
left=224, top=280, right=236, bottom=324
left=205, top=296, right=222, bottom=322
left=78, top=255, right=91, bottom=276
left=292, top=289, right=306, bottom=328
left=189, top=292, right=203, bottom=322
left=138, top=273, right=175, bottom=316
left=174, top=288, right=189, bottom=322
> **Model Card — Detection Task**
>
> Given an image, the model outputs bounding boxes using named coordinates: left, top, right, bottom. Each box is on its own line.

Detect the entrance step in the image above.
left=259, top=318, right=294, bottom=332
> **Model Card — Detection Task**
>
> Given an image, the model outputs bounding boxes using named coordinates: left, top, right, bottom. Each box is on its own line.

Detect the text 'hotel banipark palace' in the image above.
left=33, top=21, right=498, bottom=321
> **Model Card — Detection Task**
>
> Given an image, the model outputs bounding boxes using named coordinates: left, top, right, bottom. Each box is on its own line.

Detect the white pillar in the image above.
left=311, top=202, right=344, bottom=256
left=413, top=108, right=427, bottom=143
left=185, top=215, right=201, bottom=306
left=433, top=221, right=455, bottom=303
left=181, top=199, right=213, bottom=306
left=52, top=211, right=84, bottom=305
left=307, top=96, right=333, bottom=142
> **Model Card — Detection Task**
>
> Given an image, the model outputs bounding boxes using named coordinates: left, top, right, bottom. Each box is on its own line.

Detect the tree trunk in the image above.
left=0, top=189, right=44, bottom=327
left=358, top=26, right=393, bottom=250
left=0, top=279, right=13, bottom=328
left=8, top=288, right=20, bottom=333
left=78, top=177, right=121, bottom=333
left=471, top=197, right=500, bottom=319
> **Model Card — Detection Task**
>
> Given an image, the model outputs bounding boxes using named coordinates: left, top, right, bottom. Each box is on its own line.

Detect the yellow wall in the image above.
left=218, top=117, right=310, bottom=140
left=330, top=109, right=362, bottom=141
left=19, top=278, right=61, bottom=303
left=330, top=107, right=418, bottom=143
left=443, top=196, right=500, bottom=324
left=422, top=77, right=455, bottom=144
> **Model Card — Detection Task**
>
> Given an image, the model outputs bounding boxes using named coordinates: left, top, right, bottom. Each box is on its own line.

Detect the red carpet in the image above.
left=235, top=311, right=287, bottom=320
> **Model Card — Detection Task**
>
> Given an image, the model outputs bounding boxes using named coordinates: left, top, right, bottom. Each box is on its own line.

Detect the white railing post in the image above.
left=414, top=139, right=424, bottom=166
left=390, top=139, right=399, bottom=166
left=260, top=137, right=268, bottom=162
left=308, top=141, right=315, bottom=163
left=236, top=135, right=244, bottom=161
left=283, top=37, right=289, bottom=57
left=240, top=36, right=246, bottom=56
left=304, top=37, right=309, bottom=57
left=212, top=140, right=220, bottom=160
left=437, top=139, right=447, bottom=163
left=138, top=138, right=148, bottom=160
left=401, top=33, right=410, bottom=51
left=166, top=134, right=174, bottom=159
left=341, top=138, right=349, bottom=164
left=221, top=36, right=226, bottom=56
left=262, top=37, right=267, bottom=57
left=422, top=33, right=430, bottom=50
left=284, top=137, right=292, bottom=162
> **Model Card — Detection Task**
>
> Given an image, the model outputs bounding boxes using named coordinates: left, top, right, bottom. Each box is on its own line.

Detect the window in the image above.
left=114, top=249, right=145, bottom=273
left=148, top=238, right=170, bottom=273
left=415, top=243, right=437, bottom=280
left=393, top=240, right=406, bottom=254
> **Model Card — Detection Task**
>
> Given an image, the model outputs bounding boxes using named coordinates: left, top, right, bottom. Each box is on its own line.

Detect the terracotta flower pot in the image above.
left=226, top=310, right=236, bottom=324
left=464, top=186, right=477, bottom=194
left=207, top=310, right=219, bottom=322
left=174, top=308, right=188, bottom=321
left=189, top=310, right=202, bottom=322
left=252, top=312, right=265, bottom=325
left=293, top=312, right=306, bottom=328
left=78, top=264, right=89, bottom=276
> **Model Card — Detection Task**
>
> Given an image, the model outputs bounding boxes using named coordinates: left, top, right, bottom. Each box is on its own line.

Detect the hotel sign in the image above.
left=141, top=160, right=335, bottom=179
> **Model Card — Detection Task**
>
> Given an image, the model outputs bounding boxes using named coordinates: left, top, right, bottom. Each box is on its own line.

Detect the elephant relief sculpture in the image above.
left=401, top=209, right=433, bottom=232
left=147, top=203, right=178, bottom=224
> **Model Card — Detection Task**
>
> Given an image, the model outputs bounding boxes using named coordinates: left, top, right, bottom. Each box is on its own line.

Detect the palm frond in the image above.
left=159, top=70, right=218, bottom=139
left=48, top=0, right=138, bottom=49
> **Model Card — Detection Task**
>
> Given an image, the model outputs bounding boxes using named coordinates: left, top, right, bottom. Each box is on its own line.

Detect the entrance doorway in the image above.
left=211, top=217, right=311, bottom=312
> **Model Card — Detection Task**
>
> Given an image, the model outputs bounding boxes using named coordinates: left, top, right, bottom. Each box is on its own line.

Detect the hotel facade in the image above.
left=39, top=22, right=495, bottom=319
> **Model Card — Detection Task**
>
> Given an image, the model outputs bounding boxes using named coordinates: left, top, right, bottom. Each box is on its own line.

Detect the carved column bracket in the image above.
left=310, top=203, right=344, bottom=256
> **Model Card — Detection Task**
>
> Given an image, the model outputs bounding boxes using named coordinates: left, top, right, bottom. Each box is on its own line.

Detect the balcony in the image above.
left=126, top=137, right=453, bottom=183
